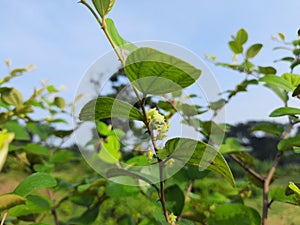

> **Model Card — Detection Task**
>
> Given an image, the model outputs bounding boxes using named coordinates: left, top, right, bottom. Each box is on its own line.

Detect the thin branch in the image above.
left=47, top=189, right=60, bottom=225
left=229, top=154, right=264, bottom=182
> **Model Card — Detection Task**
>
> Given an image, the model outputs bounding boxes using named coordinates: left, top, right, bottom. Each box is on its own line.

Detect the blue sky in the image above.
left=1, top=0, right=300, bottom=123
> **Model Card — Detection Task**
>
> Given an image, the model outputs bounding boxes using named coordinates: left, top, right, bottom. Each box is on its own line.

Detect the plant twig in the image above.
left=0, top=211, right=8, bottom=225
left=47, top=189, right=60, bottom=225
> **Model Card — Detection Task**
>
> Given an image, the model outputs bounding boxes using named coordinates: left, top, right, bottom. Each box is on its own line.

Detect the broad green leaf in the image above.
left=24, top=143, right=50, bottom=156
left=235, top=29, right=248, bottom=45
left=0, top=130, right=14, bottom=171
left=26, top=122, right=52, bottom=141
left=250, top=122, right=284, bottom=136
left=1, top=88, right=23, bottom=106
left=165, top=184, right=185, bottom=216
left=293, top=48, right=300, bottom=56
left=260, top=75, right=294, bottom=92
left=281, top=73, right=300, bottom=86
left=209, top=98, right=226, bottom=111
left=269, top=187, right=298, bottom=205
left=246, top=44, right=262, bottom=59
left=50, top=150, right=73, bottom=163
left=228, top=41, right=243, bottom=54
left=207, top=203, right=261, bottom=225
left=96, top=121, right=111, bottom=136
left=105, top=180, right=140, bottom=197
left=98, top=135, right=120, bottom=163
left=269, top=107, right=300, bottom=117
left=264, top=83, right=288, bottom=102
left=163, top=138, right=234, bottom=186
left=125, top=47, right=201, bottom=95
left=69, top=205, right=100, bottom=225
left=14, top=172, right=57, bottom=197
left=277, top=135, right=300, bottom=151
left=105, top=18, right=137, bottom=51
left=0, top=194, right=26, bottom=212
left=219, top=138, right=250, bottom=153
left=274, top=56, right=294, bottom=63
left=79, top=97, right=144, bottom=121
left=53, top=96, right=65, bottom=109
left=92, top=0, right=115, bottom=18
left=257, top=66, right=277, bottom=75
left=3, top=120, right=30, bottom=140
left=9, top=195, right=51, bottom=217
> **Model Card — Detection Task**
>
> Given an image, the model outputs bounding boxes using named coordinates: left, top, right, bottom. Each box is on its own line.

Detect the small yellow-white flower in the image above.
left=147, top=108, right=170, bottom=140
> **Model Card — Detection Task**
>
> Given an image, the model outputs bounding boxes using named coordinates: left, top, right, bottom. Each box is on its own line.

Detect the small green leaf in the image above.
left=1, top=88, right=23, bottom=106
left=264, top=83, right=289, bottom=102
left=96, top=121, right=111, bottom=136
left=3, top=120, right=30, bottom=141
left=54, top=97, right=66, bottom=109
left=0, top=130, right=14, bottom=171
left=98, top=135, right=120, bottom=163
left=260, top=75, right=294, bottom=92
left=235, top=29, right=248, bottom=45
left=250, top=122, right=284, bottom=136
left=293, top=48, right=300, bottom=56
left=79, top=97, right=144, bottom=121
left=105, top=18, right=137, bottom=51
left=125, top=47, right=201, bottom=95
left=228, top=41, right=243, bottom=54
left=277, top=135, right=300, bottom=151
left=282, top=73, right=300, bottom=86
left=105, top=180, right=140, bottom=197
left=257, top=66, right=277, bottom=75
left=207, top=203, right=261, bottom=225
left=274, top=57, right=295, bottom=63
left=69, top=205, right=100, bottom=225
left=0, top=194, right=26, bottom=212
left=269, top=107, right=300, bottom=117
left=270, top=187, right=298, bottom=205
left=9, top=195, right=51, bottom=217
left=92, top=0, right=115, bottom=18
left=246, top=44, right=263, bottom=59
left=278, top=32, right=285, bottom=41
left=14, top=172, right=57, bottom=197
left=24, top=143, right=50, bottom=156
left=286, top=182, right=300, bottom=195
left=163, top=138, right=234, bottom=186
left=291, top=59, right=300, bottom=70
left=209, top=99, right=226, bottom=111
left=219, top=138, right=250, bottom=153
left=165, top=185, right=185, bottom=216
left=52, top=129, right=73, bottom=138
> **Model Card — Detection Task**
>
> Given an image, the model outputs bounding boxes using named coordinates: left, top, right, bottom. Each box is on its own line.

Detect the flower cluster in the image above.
left=147, top=108, right=170, bottom=140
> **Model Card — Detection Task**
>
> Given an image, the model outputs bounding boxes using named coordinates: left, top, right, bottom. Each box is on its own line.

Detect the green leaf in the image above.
left=79, top=97, right=144, bottom=121
left=105, top=18, right=137, bottom=51
left=96, top=121, right=111, bottom=136
left=277, top=135, right=300, bottom=151
left=293, top=48, right=300, bottom=56
left=0, top=194, right=26, bottom=212
left=207, top=203, right=261, bottom=225
left=269, top=107, right=300, bottom=117
left=69, top=205, right=100, bottom=225
left=52, top=129, right=73, bottom=138
left=250, top=122, right=284, bottom=136
left=286, top=182, right=300, bottom=195
left=105, top=180, right=140, bottom=197
left=260, top=75, right=294, bottom=92
left=264, top=83, right=289, bottom=102
left=3, top=120, right=30, bottom=141
left=124, top=47, right=201, bottom=95
left=0, top=130, right=14, bottom=171
left=291, top=59, right=300, bottom=70
left=246, top=44, right=262, bottom=59
left=165, top=184, right=185, bottom=216
left=257, top=66, right=277, bottom=75
left=228, top=41, right=243, bottom=54
left=288, top=182, right=300, bottom=195
left=1, top=88, right=23, bottom=106
left=26, top=122, right=52, bottom=141
left=269, top=187, right=298, bottom=205
left=53, top=97, right=66, bottom=109
left=9, top=195, right=51, bottom=217
left=219, top=138, right=250, bottom=153
left=50, top=151, right=73, bottom=163
left=235, top=29, right=248, bottom=45
left=209, top=99, right=226, bottom=111
left=278, top=32, right=285, bottom=41
left=163, top=138, right=234, bottom=186
left=98, top=135, right=120, bottom=163
left=281, top=73, right=300, bottom=86
left=92, top=0, right=115, bottom=18
left=24, top=143, right=50, bottom=156
left=14, top=172, right=57, bottom=197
